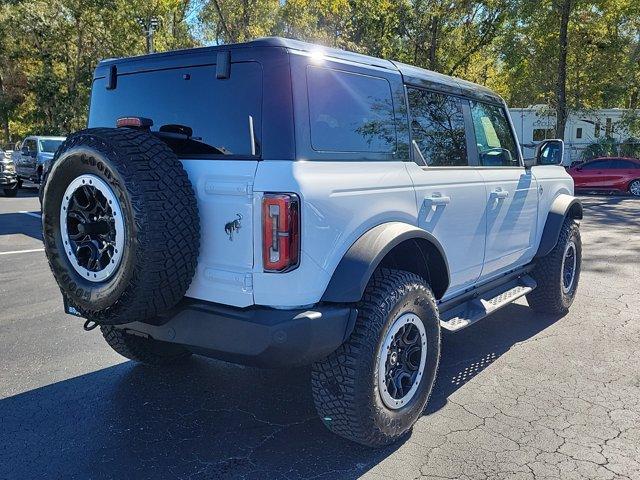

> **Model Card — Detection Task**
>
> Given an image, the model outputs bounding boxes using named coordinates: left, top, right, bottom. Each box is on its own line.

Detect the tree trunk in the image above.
left=428, top=16, right=439, bottom=71
left=0, top=73, right=9, bottom=144
left=555, top=0, right=571, bottom=140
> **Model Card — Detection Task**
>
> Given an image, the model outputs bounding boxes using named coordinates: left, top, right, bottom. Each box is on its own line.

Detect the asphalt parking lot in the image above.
left=1, top=189, right=639, bottom=480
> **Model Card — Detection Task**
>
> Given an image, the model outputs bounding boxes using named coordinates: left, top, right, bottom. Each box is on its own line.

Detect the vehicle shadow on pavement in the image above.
left=427, top=303, right=563, bottom=414
left=578, top=194, right=640, bottom=277
left=0, top=303, right=563, bottom=479
left=0, top=212, right=43, bottom=241
left=2, top=187, right=40, bottom=199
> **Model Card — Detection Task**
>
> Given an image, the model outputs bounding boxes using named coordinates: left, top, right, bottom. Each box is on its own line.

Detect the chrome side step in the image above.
left=439, top=275, right=537, bottom=332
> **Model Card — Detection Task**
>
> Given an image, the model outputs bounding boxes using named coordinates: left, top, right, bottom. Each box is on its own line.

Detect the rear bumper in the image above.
left=116, top=300, right=357, bottom=368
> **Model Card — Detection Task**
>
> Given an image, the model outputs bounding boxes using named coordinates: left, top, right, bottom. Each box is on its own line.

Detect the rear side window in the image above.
left=582, top=160, right=611, bottom=170
left=470, top=101, right=520, bottom=167
left=89, top=62, right=262, bottom=157
left=407, top=88, right=468, bottom=167
left=307, top=66, right=396, bottom=153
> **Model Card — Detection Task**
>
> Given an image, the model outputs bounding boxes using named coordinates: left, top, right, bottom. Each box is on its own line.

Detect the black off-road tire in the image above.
left=42, top=128, right=199, bottom=325
left=311, top=268, right=441, bottom=447
left=3, top=187, right=17, bottom=197
left=527, top=219, right=581, bottom=314
left=101, top=326, right=191, bottom=365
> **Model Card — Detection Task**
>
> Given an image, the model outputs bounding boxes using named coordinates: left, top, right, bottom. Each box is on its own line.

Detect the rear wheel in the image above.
left=629, top=179, right=640, bottom=197
left=101, top=326, right=191, bottom=365
left=527, top=219, right=581, bottom=314
left=311, top=268, right=441, bottom=447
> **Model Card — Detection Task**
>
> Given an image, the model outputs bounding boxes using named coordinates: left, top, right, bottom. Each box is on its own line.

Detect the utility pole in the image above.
left=136, top=17, right=160, bottom=54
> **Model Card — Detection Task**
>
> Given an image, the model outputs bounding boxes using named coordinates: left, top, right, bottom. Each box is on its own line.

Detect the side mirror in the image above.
left=21, top=146, right=29, bottom=155
left=535, top=139, right=564, bottom=166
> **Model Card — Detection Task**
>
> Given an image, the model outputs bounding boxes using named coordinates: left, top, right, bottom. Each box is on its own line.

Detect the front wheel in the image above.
left=527, top=219, right=581, bottom=314
left=629, top=179, right=640, bottom=197
left=311, top=268, right=441, bottom=447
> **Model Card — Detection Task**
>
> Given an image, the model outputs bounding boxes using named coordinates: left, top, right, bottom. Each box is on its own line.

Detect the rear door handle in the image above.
left=491, top=188, right=509, bottom=200
left=426, top=194, right=451, bottom=206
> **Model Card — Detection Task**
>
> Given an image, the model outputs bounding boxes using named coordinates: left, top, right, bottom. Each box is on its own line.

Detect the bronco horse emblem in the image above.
left=224, top=214, right=243, bottom=241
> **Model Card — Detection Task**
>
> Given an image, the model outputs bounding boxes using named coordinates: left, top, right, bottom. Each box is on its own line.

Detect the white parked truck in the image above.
left=41, top=37, right=582, bottom=447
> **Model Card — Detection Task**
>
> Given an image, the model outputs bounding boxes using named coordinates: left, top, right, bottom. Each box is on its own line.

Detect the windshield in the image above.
left=39, top=139, right=64, bottom=153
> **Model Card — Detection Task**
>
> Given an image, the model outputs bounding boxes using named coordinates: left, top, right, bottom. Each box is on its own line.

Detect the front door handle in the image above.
left=491, top=188, right=510, bottom=200
left=426, top=194, right=451, bottom=206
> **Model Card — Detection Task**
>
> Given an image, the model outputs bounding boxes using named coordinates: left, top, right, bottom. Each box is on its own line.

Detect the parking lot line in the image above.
left=18, top=211, right=41, bottom=219
left=0, top=248, right=45, bottom=256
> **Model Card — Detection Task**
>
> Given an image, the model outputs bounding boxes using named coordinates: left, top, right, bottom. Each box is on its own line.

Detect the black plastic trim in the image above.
left=106, top=65, right=117, bottom=90
left=535, top=195, right=583, bottom=258
left=115, top=299, right=357, bottom=368
left=321, top=222, right=450, bottom=303
left=216, top=51, right=231, bottom=79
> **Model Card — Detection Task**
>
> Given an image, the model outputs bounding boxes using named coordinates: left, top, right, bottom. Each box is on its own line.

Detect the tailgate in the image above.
left=182, top=159, right=258, bottom=307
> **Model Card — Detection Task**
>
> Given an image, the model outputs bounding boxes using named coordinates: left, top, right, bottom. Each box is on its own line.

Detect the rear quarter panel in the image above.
left=252, top=160, right=417, bottom=307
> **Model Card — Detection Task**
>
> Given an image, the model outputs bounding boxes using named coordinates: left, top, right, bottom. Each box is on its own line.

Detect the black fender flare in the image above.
left=535, top=194, right=583, bottom=258
left=321, top=222, right=450, bottom=303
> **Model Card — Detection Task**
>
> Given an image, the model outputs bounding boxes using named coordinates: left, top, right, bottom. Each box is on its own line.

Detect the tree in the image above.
left=497, top=0, right=640, bottom=136
left=1, top=0, right=639, bottom=143
left=0, top=0, right=199, bottom=140
left=198, top=0, right=280, bottom=44
left=555, top=0, right=572, bottom=139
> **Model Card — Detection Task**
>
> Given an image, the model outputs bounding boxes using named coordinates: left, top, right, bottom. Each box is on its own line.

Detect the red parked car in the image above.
left=568, top=157, right=640, bottom=197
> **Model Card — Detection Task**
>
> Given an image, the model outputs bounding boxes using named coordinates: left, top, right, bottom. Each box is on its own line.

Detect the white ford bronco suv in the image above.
left=41, top=37, right=582, bottom=447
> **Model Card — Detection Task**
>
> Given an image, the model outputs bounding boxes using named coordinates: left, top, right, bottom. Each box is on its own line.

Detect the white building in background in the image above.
left=509, top=106, right=633, bottom=165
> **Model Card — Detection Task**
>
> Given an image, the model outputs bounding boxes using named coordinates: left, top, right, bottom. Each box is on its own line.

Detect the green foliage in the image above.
left=619, top=138, right=640, bottom=159
left=581, top=136, right=619, bottom=160
left=0, top=0, right=638, bottom=144
left=0, top=0, right=198, bottom=141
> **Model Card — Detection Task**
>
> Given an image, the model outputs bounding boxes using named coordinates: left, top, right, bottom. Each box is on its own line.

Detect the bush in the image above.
left=581, top=137, right=640, bottom=161
left=619, top=138, right=640, bottom=159
left=581, top=137, right=618, bottom=161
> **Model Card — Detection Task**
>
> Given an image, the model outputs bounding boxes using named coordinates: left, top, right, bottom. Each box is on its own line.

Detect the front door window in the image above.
left=470, top=102, right=520, bottom=167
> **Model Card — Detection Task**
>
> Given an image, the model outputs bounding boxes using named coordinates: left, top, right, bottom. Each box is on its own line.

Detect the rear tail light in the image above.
left=116, top=116, right=153, bottom=129
left=262, top=193, right=300, bottom=272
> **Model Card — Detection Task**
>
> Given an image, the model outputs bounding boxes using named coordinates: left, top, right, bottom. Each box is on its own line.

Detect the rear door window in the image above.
left=611, top=159, right=639, bottom=169
left=470, top=101, right=520, bottom=167
left=407, top=88, right=468, bottom=167
left=89, top=62, right=262, bottom=157
left=306, top=66, right=396, bottom=153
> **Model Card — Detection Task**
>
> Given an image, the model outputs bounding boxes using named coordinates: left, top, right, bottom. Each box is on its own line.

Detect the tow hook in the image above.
left=83, top=319, right=99, bottom=331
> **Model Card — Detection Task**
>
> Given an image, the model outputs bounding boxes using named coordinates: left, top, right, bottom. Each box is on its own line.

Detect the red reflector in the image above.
left=262, top=193, right=300, bottom=272
left=116, top=117, right=153, bottom=129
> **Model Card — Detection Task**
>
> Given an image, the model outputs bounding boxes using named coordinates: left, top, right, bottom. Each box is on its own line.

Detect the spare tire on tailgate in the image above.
left=42, top=127, right=200, bottom=325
